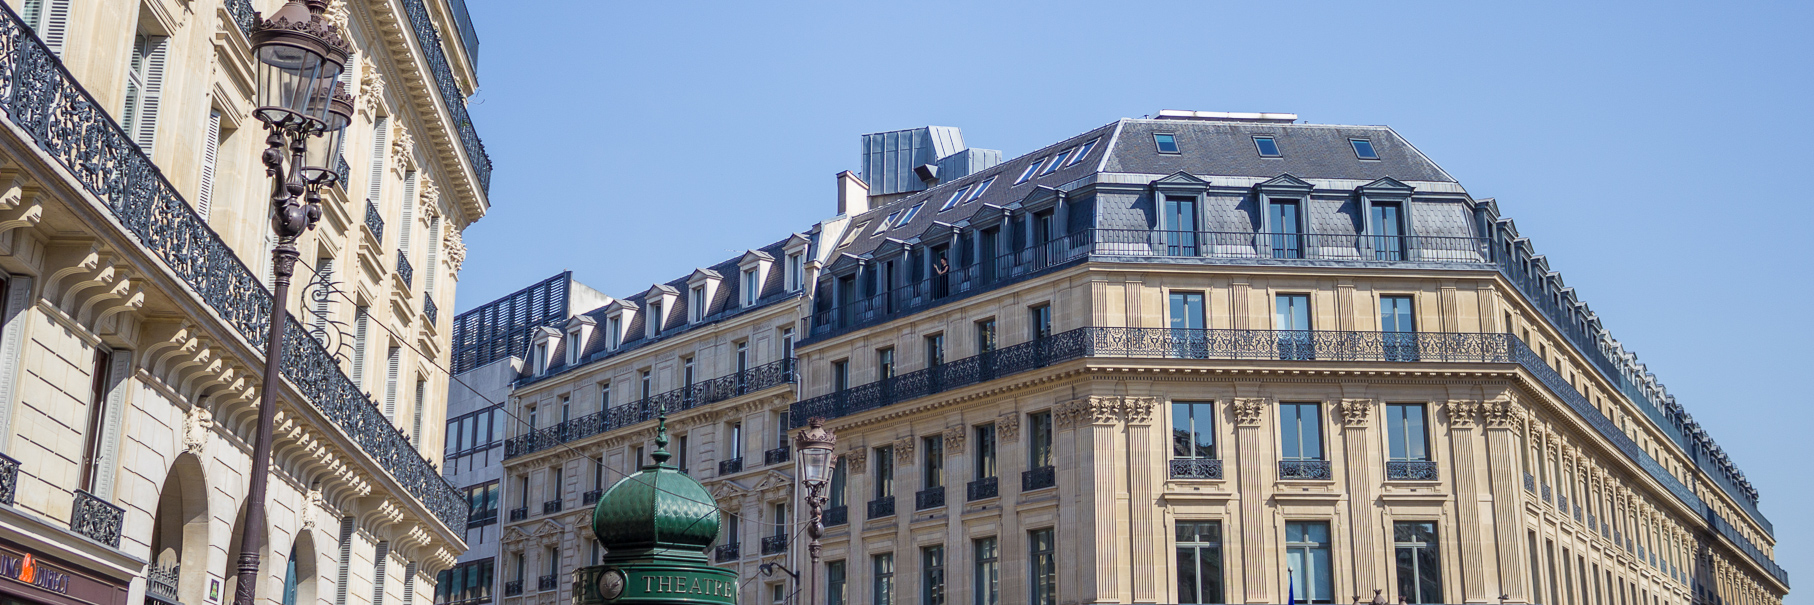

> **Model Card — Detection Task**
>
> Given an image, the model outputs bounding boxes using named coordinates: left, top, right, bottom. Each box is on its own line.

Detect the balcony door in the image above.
left=1268, top=199, right=1302, bottom=259
left=1275, top=294, right=1313, bottom=360
left=1163, top=196, right=1198, bottom=256
left=1380, top=295, right=1417, bottom=361
left=1370, top=202, right=1406, bottom=261
left=1169, top=292, right=1206, bottom=358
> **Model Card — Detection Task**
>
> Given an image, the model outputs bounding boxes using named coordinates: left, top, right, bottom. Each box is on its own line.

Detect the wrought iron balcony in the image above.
left=1278, top=460, right=1332, bottom=480
left=1524, top=473, right=1536, bottom=493
left=823, top=506, right=848, bottom=527
left=761, top=535, right=788, bottom=555
left=1542, top=484, right=1552, bottom=502
left=508, top=507, right=528, bottom=522
left=1169, top=458, right=1223, bottom=480
left=714, top=543, right=739, bottom=562
left=467, top=509, right=497, bottom=528
left=396, top=0, right=492, bottom=192
left=1022, top=466, right=1055, bottom=491
left=71, top=490, right=123, bottom=547
left=582, top=489, right=603, bottom=506
left=542, top=500, right=562, bottom=515
left=764, top=446, right=790, bottom=465
left=365, top=200, right=385, bottom=241
left=1386, top=460, right=1438, bottom=481
left=966, top=477, right=999, bottom=501
left=397, top=250, right=414, bottom=288
left=506, top=359, right=795, bottom=459
left=503, top=581, right=523, bottom=597
left=1558, top=494, right=1569, bottom=512
left=718, top=457, right=744, bottom=476
left=0, top=452, right=17, bottom=505
left=867, top=496, right=895, bottom=520
left=537, top=575, right=558, bottom=592
left=915, top=487, right=945, bottom=510
left=146, top=564, right=179, bottom=604
left=333, top=155, right=351, bottom=190
left=1575, top=505, right=1584, bottom=522
left=222, top=0, right=255, bottom=35
left=424, top=295, right=439, bottom=324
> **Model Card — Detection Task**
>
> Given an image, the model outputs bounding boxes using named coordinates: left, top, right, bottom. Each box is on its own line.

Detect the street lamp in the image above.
left=794, top=418, right=837, bottom=605
left=236, top=3, right=351, bottom=605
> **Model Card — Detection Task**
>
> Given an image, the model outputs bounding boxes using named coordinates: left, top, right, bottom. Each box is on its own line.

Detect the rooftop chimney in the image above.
left=837, top=171, right=870, bottom=216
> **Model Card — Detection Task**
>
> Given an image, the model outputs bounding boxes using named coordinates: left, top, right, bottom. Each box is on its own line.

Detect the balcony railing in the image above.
left=1524, top=473, right=1536, bottom=493
left=1022, top=466, right=1055, bottom=491
left=365, top=200, right=385, bottom=241
left=1386, top=460, right=1438, bottom=481
left=222, top=0, right=255, bottom=35
left=542, top=500, right=562, bottom=515
left=0, top=453, right=16, bottom=505
left=718, top=457, right=744, bottom=476
left=0, top=4, right=468, bottom=530
left=508, top=507, right=528, bottom=522
left=764, top=446, right=790, bottom=465
left=714, top=543, right=739, bottom=562
left=507, top=359, right=794, bottom=458
left=1279, top=460, right=1332, bottom=480
left=1169, top=458, right=1222, bottom=480
left=146, top=564, right=179, bottom=604
left=915, top=487, right=945, bottom=510
left=397, top=250, right=414, bottom=288
left=1542, top=484, right=1552, bottom=502
left=71, top=490, right=123, bottom=547
left=503, top=581, right=522, bottom=597
left=867, top=496, right=895, bottom=520
left=396, top=0, right=492, bottom=192
left=582, top=489, right=603, bottom=506
left=1558, top=494, right=1569, bottom=513
left=537, top=575, right=558, bottom=592
left=425, top=295, right=439, bottom=324
left=823, top=506, right=848, bottom=527
left=964, top=477, right=998, bottom=501
left=333, top=155, right=351, bottom=190
left=761, top=535, right=788, bottom=555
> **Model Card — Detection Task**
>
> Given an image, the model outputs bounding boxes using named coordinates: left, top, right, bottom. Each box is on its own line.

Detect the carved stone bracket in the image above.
left=996, top=413, right=1020, bottom=443
left=1233, top=398, right=1269, bottom=426
left=942, top=426, right=965, bottom=456
left=1444, top=400, right=1482, bottom=428
left=183, top=404, right=214, bottom=455
left=1482, top=398, right=1523, bottom=429
left=846, top=448, right=866, bottom=474
left=1336, top=398, right=1372, bottom=427
left=1120, top=397, right=1156, bottom=425
left=893, top=437, right=914, bottom=465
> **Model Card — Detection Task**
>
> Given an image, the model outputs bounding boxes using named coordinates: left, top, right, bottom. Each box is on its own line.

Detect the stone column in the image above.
left=1233, top=398, right=1272, bottom=603
left=1338, top=399, right=1382, bottom=597
left=1483, top=398, right=1530, bottom=602
left=1123, top=397, right=1159, bottom=603
left=1445, top=400, right=1494, bottom=602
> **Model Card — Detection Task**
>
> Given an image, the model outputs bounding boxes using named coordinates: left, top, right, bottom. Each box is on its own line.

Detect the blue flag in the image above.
left=1288, top=569, right=1297, bottom=605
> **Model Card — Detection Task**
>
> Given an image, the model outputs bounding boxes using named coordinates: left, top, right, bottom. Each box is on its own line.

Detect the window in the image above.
left=647, top=301, right=663, bottom=336
left=832, top=359, right=849, bottom=391
left=1028, top=411, right=1053, bottom=469
left=974, top=424, right=996, bottom=479
left=19, top=0, right=72, bottom=57
left=1286, top=522, right=1334, bottom=603
left=873, top=553, right=895, bottom=605
left=1028, top=304, right=1052, bottom=340
left=1016, top=158, right=1048, bottom=183
left=1172, top=402, right=1215, bottom=459
left=974, top=538, right=1000, bottom=605
left=352, top=306, right=370, bottom=386
left=1169, top=292, right=1206, bottom=357
left=1276, top=294, right=1312, bottom=360
left=744, top=268, right=760, bottom=306
left=464, top=482, right=499, bottom=527
left=1387, top=404, right=1430, bottom=462
left=368, top=116, right=389, bottom=203
left=829, top=455, right=847, bottom=509
left=1176, top=521, right=1224, bottom=604
left=924, top=333, right=945, bottom=368
left=1067, top=138, right=1100, bottom=166
left=605, top=317, right=622, bottom=349
left=1029, top=528, right=1056, bottom=605
left=770, top=584, right=784, bottom=604
left=898, top=202, right=926, bottom=225
left=689, top=286, right=706, bottom=322
left=827, top=560, right=847, bottom=605
left=639, top=370, right=652, bottom=400
left=787, top=253, right=805, bottom=291
left=123, top=35, right=170, bottom=153
left=1280, top=403, right=1324, bottom=461
left=942, top=186, right=973, bottom=211
left=1042, top=148, right=1074, bottom=174
left=771, top=503, right=787, bottom=541
left=1253, top=136, right=1281, bottom=157
left=781, top=328, right=795, bottom=360
left=975, top=318, right=997, bottom=354
left=967, top=176, right=996, bottom=202
left=1371, top=202, right=1406, bottom=261
left=599, top=382, right=611, bottom=408
left=874, top=445, right=894, bottom=498
left=566, top=330, right=583, bottom=366
left=1153, top=133, right=1180, bottom=154
left=1268, top=199, right=1302, bottom=258
left=1395, top=522, right=1442, bottom=603
left=682, top=357, right=696, bottom=390
left=922, top=545, right=946, bottom=605
left=877, top=347, right=895, bottom=380
left=532, top=343, right=548, bottom=375
left=923, top=436, right=943, bottom=489
left=1162, top=196, right=1199, bottom=255
left=728, top=422, right=743, bottom=461
left=677, top=434, right=690, bottom=473
left=1351, top=138, right=1379, bottom=160
left=383, top=346, right=402, bottom=418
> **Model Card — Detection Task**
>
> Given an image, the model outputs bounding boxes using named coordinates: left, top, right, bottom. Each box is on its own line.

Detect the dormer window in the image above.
left=742, top=268, right=760, bottom=306
left=533, top=342, right=549, bottom=375
left=605, top=316, right=623, bottom=349
left=1350, top=138, right=1378, bottom=160
left=567, top=329, right=583, bottom=366
left=689, top=286, right=707, bottom=323
left=1154, top=133, right=1180, bottom=154
left=786, top=252, right=805, bottom=292
left=647, top=301, right=663, bottom=337
left=1253, top=136, right=1281, bottom=158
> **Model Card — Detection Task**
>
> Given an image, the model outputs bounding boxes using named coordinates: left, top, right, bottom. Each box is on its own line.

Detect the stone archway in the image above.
left=148, top=453, right=210, bottom=605
left=282, top=530, right=318, bottom=605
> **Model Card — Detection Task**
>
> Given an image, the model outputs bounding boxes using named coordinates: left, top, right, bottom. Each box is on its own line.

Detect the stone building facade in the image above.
left=0, top=1, right=489, bottom=605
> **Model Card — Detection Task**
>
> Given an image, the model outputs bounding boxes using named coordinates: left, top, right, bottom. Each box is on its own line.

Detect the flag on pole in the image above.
left=1288, top=567, right=1297, bottom=605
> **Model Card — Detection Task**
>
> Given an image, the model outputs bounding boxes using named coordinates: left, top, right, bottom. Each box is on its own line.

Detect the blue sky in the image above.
left=457, top=1, right=1812, bottom=593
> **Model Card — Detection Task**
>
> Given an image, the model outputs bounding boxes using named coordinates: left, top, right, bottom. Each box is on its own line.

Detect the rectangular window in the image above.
left=1169, top=292, right=1206, bottom=331
left=832, top=359, right=849, bottom=391
left=1042, top=148, right=1074, bottom=174
left=922, top=545, right=946, bottom=605
left=647, top=301, right=663, bottom=336
left=196, top=110, right=221, bottom=219
left=79, top=347, right=113, bottom=492
left=682, top=357, right=696, bottom=389
left=829, top=455, right=847, bottom=508
left=923, top=436, right=943, bottom=489
left=877, top=347, right=895, bottom=380
left=123, top=34, right=170, bottom=153
left=967, top=176, right=996, bottom=202
left=1380, top=294, right=1416, bottom=360
left=368, top=116, right=389, bottom=202
left=383, top=346, right=402, bottom=419
left=1068, top=138, right=1100, bottom=165
left=677, top=434, right=690, bottom=473
left=873, top=553, right=895, bottom=605
left=1280, top=403, right=1323, bottom=460
left=640, top=370, right=652, bottom=400
left=744, top=269, right=760, bottom=306
left=599, top=382, right=611, bottom=408
left=974, top=424, right=997, bottom=479
left=975, top=319, right=997, bottom=354
left=1030, top=528, right=1056, bottom=605
left=827, top=560, right=847, bottom=605
left=605, top=317, right=621, bottom=349
left=352, top=306, right=370, bottom=387
left=1275, top=293, right=1313, bottom=360
left=973, top=537, right=1000, bottom=605
left=1371, top=203, right=1406, bottom=260
left=1016, top=158, right=1048, bottom=183
left=1162, top=196, right=1199, bottom=255
left=771, top=502, right=787, bottom=540
left=874, top=446, right=894, bottom=498
left=925, top=333, right=945, bottom=368
left=1028, top=411, right=1053, bottom=468
left=1253, top=136, right=1281, bottom=158
left=1176, top=521, right=1224, bottom=604
left=1394, top=521, right=1442, bottom=603
left=728, top=422, right=743, bottom=461
left=1154, top=133, right=1180, bottom=154
left=1351, top=138, right=1378, bottom=159
left=1172, top=402, right=1215, bottom=459
left=1029, top=304, right=1052, bottom=340
left=1387, top=404, right=1429, bottom=462
left=1286, top=521, right=1334, bottom=604
left=1268, top=199, right=1302, bottom=258
left=787, top=253, right=805, bottom=292
left=942, top=185, right=973, bottom=211
left=898, top=202, right=926, bottom=225
left=689, top=286, right=706, bottom=322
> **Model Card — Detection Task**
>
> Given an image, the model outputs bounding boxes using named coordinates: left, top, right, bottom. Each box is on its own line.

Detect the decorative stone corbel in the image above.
left=942, top=426, right=965, bottom=456
left=892, top=437, right=914, bottom=464
left=1336, top=398, right=1372, bottom=427
left=845, top=448, right=866, bottom=474
left=1120, top=397, right=1157, bottom=425
left=1232, top=398, right=1269, bottom=426
left=390, top=124, right=414, bottom=176
left=444, top=228, right=466, bottom=274
left=1444, top=400, right=1481, bottom=428
left=996, top=412, right=1020, bottom=442
left=359, top=57, right=384, bottom=116
left=183, top=404, right=213, bottom=455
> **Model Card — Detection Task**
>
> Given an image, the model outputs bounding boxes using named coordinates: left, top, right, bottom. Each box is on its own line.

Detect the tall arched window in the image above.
left=283, top=544, right=300, bottom=605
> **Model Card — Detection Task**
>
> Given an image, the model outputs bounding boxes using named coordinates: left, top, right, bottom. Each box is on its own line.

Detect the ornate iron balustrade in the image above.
left=333, top=155, right=351, bottom=190
left=915, top=487, right=945, bottom=510
left=505, top=359, right=794, bottom=458
left=146, top=564, right=179, bottom=603
left=542, top=500, right=561, bottom=515
left=507, top=507, right=528, bottom=522
left=867, top=496, right=895, bottom=519
left=967, top=477, right=998, bottom=501
left=395, top=0, right=492, bottom=192
left=0, top=452, right=16, bottom=505
left=537, top=575, right=558, bottom=592
left=424, top=295, right=438, bottom=324
left=1022, top=466, right=1055, bottom=491
left=365, top=200, right=385, bottom=241
left=0, top=1, right=466, bottom=530
left=467, top=509, right=496, bottom=528
left=1169, top=458, right=1222, bottom=480
left=582, top=489, right=602, bottom=506
left=1278, top=460, right=1332, bottom=480
left=1575, top=505, right=1584, bottom=522
left=222, top=0, right=256, bottom=36
left=760, top=535, right=788, bottom=555
left=1524, top=473, right=1536, bottom=492
left=718, top=457, right=743, bottom=476
left=764, top=446, right=790, bottom=465
left=397, top=250, right=414, bottom=288
left=714, top=543, right=739, bottom=562
left=503, top=581, right=522, bottom=597
left=822, top=506, right=847, bottom=527
left=71, top=490, right=123, bottom=547
left=1558, top=494, right=1569, bottom=513
left=1386, top=460, right=1438, bottom=481
left=1541, top=484, right=1552, bottom=502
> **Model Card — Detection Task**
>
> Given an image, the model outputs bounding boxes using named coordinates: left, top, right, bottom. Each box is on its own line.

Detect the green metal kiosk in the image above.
left=573, top=417, right=737, bottom=605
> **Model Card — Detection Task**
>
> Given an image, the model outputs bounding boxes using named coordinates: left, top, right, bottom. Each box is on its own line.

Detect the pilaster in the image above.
left=1445, top=400, right=1494, bottom=602
left=1483, top=398, right=1530, bottom=602
left=1233, top=397, right=1271, bottom=603
left=1338, top=398, right=1381, bottom=596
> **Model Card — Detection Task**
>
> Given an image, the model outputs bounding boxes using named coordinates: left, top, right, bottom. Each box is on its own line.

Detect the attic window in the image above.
left=967, top=176, right=995, bottom=202
left=875, top=211, right=901, bottom=234
left=1042, top=147, right=1075, bottom=174
left=896, top=202, right=925, bottom=226
left=941, top=185, right=973, bottom=211
left=1153, top=133, right=1179, bottom=154
left=1253, top=136, right=1281, bottom=158
left=1067, top=138, right=1100, bottom=166
left=1015, top=157, right=1047, bottom=183
left=839, top=222, right=868, bottom=247
left=1350, top=138, right=1378, bottom=160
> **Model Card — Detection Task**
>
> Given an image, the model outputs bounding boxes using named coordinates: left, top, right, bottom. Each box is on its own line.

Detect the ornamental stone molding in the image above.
left=996, top=413, right=1020, bottom=442
left=391, top=123, right=416, bottom=175
left=417, top=175, right=441, bottom=220
left=445, top=228, right=466, bottom=272
left=1120, top=397, right=1157, bottom=424
left=359, top=56, right=385, bottom=115
left=1233, top=398, right=1269, bottom=426
left=893, top=437, right=914, bottom=464
left=183, top=404, right=213, bottom=455
left=846, top=448, right=867, bottom=474
left=1481, top=399, right=1523, bottom=428
left=942, top=426, right=965, bottom=456
left=1336, top=399, right=1372, bottom=426
left=325, top=0, right=349, bottom=34
left=1444, top=400, right=1481, bottom=428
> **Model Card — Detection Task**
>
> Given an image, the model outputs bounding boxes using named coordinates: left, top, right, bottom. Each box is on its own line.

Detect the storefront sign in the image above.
left=0, top=540, right=127, bottom=605
left=575, top=564, right=737, bottom=605
left=0, top=553, right=71, bottom=594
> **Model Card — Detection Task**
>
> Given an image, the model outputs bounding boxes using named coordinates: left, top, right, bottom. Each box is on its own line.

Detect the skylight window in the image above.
left=1153, top=133, right=1179, bottom=154
left=1350, top=138, right=1378, bottom=160
left=941, top=185, right=973, bottom=211
left=966, top=176, right=996, bottom=202
left=1067, top=138, right=1100, bottom=166
left=897, top=202, right=925, bottom=225
left=876, top=211, right=901, bottom=233
left=1042, top=147, right=1075, bottom=174
left=1016, top=157, right=1047, bottom=183
left=1253, top=136, right=1281, bottom=158
left=839, top=222, right=869, bottom=247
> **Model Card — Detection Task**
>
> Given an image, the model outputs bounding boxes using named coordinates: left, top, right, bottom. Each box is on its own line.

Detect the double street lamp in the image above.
left=794, top=418, right=838, bottom=605
left=235, top=2, right=353, bottom=605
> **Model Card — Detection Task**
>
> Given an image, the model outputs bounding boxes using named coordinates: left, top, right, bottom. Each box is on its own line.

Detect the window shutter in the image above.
left=133, top=36, right=169, bottom=154
left=425, top=217, right=440, bottom=291
left=123, top=38, right=144, bottom=136
left=400, top=171, right=416, bottom=253
left=372, top=542, right=390, bottom=605
left=411, top=378, right=425, bottom=446
left=333, top=517, right=355, bottom=605
left=400, top=562, right=418, bottom=605
left=352, top=307, right=369, bottom=387
left=196, top=110, right=221, bottom=220
left=368, top=116, right=388, bottom=203
left=23, top=0, right=71, bottom=57
left=384, top=346, right=400, bottom=419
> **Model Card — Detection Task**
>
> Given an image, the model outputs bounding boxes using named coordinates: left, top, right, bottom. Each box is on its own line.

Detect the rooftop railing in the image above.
left=504, top=359, right=793, bottom=458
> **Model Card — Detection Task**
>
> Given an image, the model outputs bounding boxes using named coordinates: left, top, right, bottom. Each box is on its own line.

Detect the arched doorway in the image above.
left=147, top=453, right=209, bottom=605
left=281, top=531, right=317, bottom=605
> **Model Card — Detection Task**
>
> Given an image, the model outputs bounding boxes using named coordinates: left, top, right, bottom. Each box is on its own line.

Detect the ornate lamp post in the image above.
left=794, top=418, right=837, bottom=605
left=237, top=2, right=351, bottom=605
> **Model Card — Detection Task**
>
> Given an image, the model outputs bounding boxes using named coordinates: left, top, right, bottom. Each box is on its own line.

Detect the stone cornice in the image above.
left=355, top=0, right=488, bottom=227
